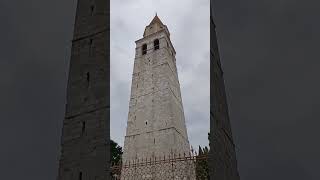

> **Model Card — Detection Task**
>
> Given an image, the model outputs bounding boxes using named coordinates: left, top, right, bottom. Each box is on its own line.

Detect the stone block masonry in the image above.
left=56, top=0, right=109, bottom=180
left=122, top=15, right=191, bottom=169
left=209, top=2, right=240, bottom=179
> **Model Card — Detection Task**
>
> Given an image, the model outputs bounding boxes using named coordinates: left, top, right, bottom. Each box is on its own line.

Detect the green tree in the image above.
left=196, top=145, right=209, bottom=179
left=111, top=139, right=123, bottom=165
left=195, top=133, right=210, bottom=179
left=110, top=140, right=123, bottom=179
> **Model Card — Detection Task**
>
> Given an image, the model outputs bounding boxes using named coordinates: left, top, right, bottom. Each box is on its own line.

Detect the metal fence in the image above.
left=110, top=152, right=209, bottom=180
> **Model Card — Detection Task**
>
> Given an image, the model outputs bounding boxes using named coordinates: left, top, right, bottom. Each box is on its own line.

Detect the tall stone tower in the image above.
left=210, top=3, right=240, bottom=180
left=56, top=0, right=109, bottom=180
left=122, top=15, right=191, bottom=162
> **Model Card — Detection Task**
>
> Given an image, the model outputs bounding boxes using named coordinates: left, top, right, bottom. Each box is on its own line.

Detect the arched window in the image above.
left=154, top=39, right=159, bottom=50
left=142, top=44, right=147, bottom=55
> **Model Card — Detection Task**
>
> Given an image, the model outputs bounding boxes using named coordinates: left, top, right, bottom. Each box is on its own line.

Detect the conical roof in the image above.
left=149, top=14, right=164, bottom=26
left=143, top=14, right=169, bottom=37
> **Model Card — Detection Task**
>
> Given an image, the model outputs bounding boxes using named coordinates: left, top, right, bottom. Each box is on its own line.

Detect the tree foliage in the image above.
left=111, top=139, right=123, bottom=165
left=195, top=132, right=210, bottom=179
left=196, top=145, right=209, bottom=179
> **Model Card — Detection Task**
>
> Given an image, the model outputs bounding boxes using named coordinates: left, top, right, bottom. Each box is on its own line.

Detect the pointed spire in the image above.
left=149, top=13, right=164, bottom=26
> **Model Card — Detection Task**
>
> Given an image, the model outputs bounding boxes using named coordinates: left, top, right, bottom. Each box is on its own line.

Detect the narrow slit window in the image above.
left=142, top=44, right=147, bottom=55
left=86, top=72, right=90, bottom=82
left=86, top=72, right=90, bottom=88
left=89, top=39, right=93, bottom=56
left=154, top=39, right=159, bottom=50
left=90, top=5, right=95, bottom=16
left=79, top=172, right=82, bottom=180
left=81, top=121, right=86, bottom=135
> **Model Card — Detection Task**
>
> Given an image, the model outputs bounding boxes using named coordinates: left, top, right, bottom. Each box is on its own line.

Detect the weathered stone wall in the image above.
left=123, top=20, right=191, bottom=163
left=57, top=0, right=109, bottom=180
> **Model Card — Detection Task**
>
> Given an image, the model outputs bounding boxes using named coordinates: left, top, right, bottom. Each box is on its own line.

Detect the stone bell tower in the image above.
left=56, top=0, right=109, bottom=179
left=122, top=15, right=191, bottom=162
left=210, top=3, right=240, bottom=179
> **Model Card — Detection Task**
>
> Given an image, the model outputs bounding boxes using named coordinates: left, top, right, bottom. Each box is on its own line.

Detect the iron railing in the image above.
left=110, top=152, right=209, bottom=180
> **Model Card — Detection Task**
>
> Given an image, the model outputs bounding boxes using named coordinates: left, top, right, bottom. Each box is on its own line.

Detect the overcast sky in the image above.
left=110, top=0, right=210, bottom=149
left=1, top=0, right=320, bottom=180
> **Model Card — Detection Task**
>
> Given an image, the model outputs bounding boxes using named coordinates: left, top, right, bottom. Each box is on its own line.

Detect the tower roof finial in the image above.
left=149, top=13, right=164, bottom=26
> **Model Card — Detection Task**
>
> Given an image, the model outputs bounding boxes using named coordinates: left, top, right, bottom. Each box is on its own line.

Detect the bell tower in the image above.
left=56, top=0, right=109, bottom=179
left=122, top=15, right=191, bottom=162
left=210, top=3, right=240, bottom=179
